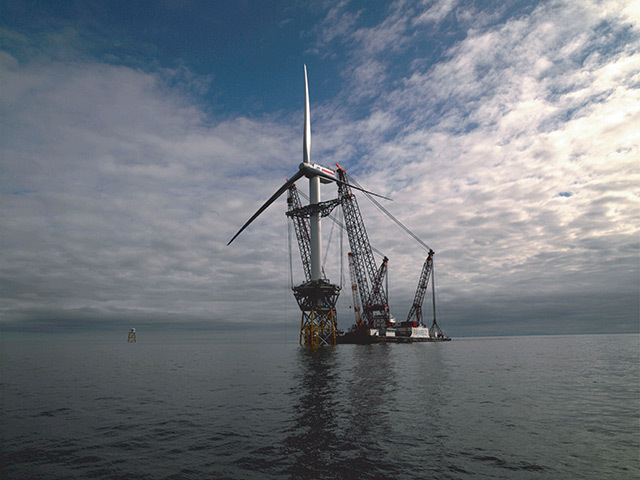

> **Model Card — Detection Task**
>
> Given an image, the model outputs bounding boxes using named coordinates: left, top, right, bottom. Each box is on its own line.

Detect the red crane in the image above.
left=336, top=165, right=390, bottom=329
left=406, top=249, right=446, bottom=338
left=347, top=252, right=363, bottom=327
left=406, top=250, right=434, bottom=326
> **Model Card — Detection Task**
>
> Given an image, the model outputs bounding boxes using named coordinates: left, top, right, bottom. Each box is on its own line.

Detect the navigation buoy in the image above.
left=127, top=328, right=136, bottom=343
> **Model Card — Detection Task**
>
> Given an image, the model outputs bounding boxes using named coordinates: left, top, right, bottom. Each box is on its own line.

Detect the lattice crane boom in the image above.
left=286, top=184, right=312, bottom=282
left=406, top=249, right=434, bottom=326
left=336, top=166, right=390, bottom=327
left=367, top=256, right=389, bottom=324
left=347, top=252, right=363, bottom=327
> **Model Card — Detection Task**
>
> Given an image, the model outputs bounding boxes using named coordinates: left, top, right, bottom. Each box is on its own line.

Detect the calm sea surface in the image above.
left=1, top=332, right=638, bottom=479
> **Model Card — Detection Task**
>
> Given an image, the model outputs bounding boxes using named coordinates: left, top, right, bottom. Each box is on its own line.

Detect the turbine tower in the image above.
left=227, top=66, right=386, bottom=347
left=304, top=65, right=322, bottom=282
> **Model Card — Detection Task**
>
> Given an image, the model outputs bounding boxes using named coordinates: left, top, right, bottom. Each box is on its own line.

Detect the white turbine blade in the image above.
left=227, top=170, right=304, bottom=246
left=303, top=64, right=311, bottom=164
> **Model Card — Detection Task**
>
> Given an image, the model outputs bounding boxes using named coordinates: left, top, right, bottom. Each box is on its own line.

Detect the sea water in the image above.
left=1, top=332, right=638, bottom=479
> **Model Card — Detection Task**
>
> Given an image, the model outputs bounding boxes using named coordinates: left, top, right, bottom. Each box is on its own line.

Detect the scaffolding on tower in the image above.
left=287, top=186, right=342, bottom=347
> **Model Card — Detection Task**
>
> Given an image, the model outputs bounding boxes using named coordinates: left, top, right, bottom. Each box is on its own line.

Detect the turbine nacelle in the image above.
left=299, top=162, right=335, bottom=184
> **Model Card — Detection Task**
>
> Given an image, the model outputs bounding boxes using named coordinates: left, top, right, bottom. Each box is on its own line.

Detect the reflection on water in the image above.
left=283, top=347, right=340, bottom=478
left=346, top=345, right=396, bottom=452
left=283, top=345, right=400, bottom=479
left=2, top=335, right=636, bottom=479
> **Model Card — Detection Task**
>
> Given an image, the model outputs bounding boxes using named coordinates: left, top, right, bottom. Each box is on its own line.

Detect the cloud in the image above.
left=414, top=0, right=460, bottom=25
left=307, top=0, right=639, bottom=333
left=0, top=48, right=302, bottom=326
left=1, top=0, right=638, bottom=335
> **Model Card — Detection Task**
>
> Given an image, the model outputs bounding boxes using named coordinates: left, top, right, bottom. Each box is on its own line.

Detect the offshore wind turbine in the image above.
left=227, top=66, right=386, bottom=273
left=227, top=65, right=387, bottom=346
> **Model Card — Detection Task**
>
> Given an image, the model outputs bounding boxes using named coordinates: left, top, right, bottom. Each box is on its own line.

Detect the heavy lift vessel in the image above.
left=228, top=65, right=449, bottom=346
left=287, top=165, right=449, bottom=344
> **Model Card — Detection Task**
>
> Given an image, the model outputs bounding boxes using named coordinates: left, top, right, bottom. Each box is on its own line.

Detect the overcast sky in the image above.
left=1, top=0, right=638, bottom=336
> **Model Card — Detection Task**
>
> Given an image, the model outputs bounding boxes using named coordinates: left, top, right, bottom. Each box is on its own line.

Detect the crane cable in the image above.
left=346, top=173, right=432, bottom=253
left=323, top=212, right=336, bottom=270
left=321, top=198, right=344, bottom=289
left=296, top=188, right=386, bottom=258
